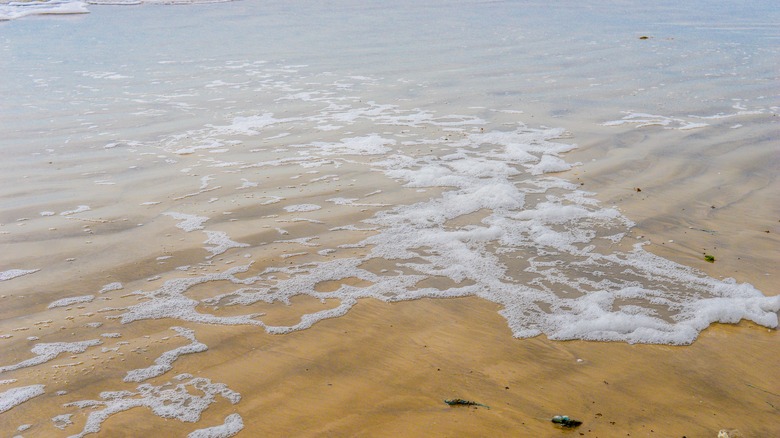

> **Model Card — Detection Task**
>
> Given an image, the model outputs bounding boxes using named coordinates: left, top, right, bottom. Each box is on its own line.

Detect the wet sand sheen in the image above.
left=1, top=96, right=778, bottom=437
left=2, top=144, right=777, bottom=438
left=6, top=299, right=774, bottom=437
left=1, top=100, right=777, bottom=437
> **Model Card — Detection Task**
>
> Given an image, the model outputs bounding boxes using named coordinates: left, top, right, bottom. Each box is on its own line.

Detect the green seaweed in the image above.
left=704, top=254, right=715, bottom=263
left=444, top=398, right=490, bottom=409
left=552, top=415, right=582, bottom=428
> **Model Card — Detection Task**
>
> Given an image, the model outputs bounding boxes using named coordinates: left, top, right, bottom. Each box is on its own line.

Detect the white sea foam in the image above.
left=60, top=205, right=91, bottom=216
left=123, top=86, right=776, bottom=345
left=2, top=34, right=778, bottom=435
left=188, top=413, right=244, bottom=438
left=284, top=204, right=321, bottom=212
left=257, top=195, right=284, bottom=205
left=0, top=269, right=39, bottom=282
left=307, top=135, right=395, bottom=156
left=49, top=295, right=95, bottom=309
left=48, top=295, right=95, bottom=309
left=0, top=340, right=101, bottom=373
left=118, top=265, right=263, bottom=326
left=65, top=375, right=240, bottom=438
left=203, top=231, right=249, bottom=259
left=52, top=413, right=73, bottom=430
left=0, top=385, right=45, bottom=413
left=164, top=212, right=210, bottom=232
left=208, top=113, right=292, bottom=136
left=99, top=282, right=123, bottom=293
left=124, top=327, right=208, bottom=382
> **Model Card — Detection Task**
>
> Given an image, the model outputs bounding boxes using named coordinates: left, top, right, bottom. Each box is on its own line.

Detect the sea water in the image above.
left=1, top=1, right=778, bottom=436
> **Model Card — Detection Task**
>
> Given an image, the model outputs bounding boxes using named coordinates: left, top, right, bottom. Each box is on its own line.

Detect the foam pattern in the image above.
left=1, top=46, right=778, bottom=436
left=123, top=327, right=208, bottom=382
left=0, top=340, right=102, bottom=374
left=89, top=63, right=778, bottom=346
left=0, top=269, right=39, bottom=282
left=187, top=413, right=244, bottom=438
left=0, top=385, right=45, bottom=414
left=65, top=375, right=240, bottom=438
left=48, top=295, right=95, bottom=309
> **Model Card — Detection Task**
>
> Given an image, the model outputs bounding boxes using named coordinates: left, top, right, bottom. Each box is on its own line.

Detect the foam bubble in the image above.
left=527, top=155, right=574, bottom=175
left=0, top=269, right=40, bottom=282
left=102, top=84, right=778, bottom=346
left=188, top=413, right=244, bottom=438
left=283, top=204, right=321, bottom=212
left=52, top=413, right=74, bottom=430
left=0, top=340, right=102, bottom=373
left=164, top=212, right=210, bottom=232
left=124, top=327, right=208, bottom=382
left=119, top=265, right=263, bottom=326
left=99, top=282, right=124, bottom=293
left=60, top=205, right=91, bottom=216
left=603, top=112, right=710, bottom=131
left=48, top=295, right=95, bottom=309
left=0, top=385, right=45, bottom=414
left=308, top=134, right=395, bottom=155
left=208, top=113, right=292, bottom=136
left=203, top=231, right=250, bottom=259
left=65, top=375, right=240, bottom=438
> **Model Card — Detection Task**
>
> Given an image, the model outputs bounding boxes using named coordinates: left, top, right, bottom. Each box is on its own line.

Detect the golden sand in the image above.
left=3, top=122, right=777, bottom=438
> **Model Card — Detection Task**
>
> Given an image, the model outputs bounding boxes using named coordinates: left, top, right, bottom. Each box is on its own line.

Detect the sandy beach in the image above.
left=2, top=115, right=776, bottom=437
left=1, top=1, right=778, bottom=437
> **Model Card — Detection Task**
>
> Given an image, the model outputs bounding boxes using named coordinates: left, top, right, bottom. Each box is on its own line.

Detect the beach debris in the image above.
left=551, top=415, right=582, bottom=428
left=444, top=398, right=490, bottom=409
left=688, top=226, right=717, bottom=234
left=718, top=429, right=743, bottom=438
left=704, top=254, right=716, bottom=263
left=639, top=36, right=650, bottom=40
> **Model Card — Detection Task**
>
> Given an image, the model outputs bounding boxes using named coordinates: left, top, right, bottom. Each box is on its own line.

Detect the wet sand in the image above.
left=9, top=301, right=774, bottom=437
left=2, top=119, right=776, bottom=438
left=191, top=120, right=778, bottom=437
left=1, top=2, right=778, bottom=437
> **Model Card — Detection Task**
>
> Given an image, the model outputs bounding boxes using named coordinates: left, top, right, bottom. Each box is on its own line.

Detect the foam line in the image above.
left=187, top=413, right=244, bottom=438
left=0, top=340, right=102, bottom=374
left=65, top=375, right=240, bottom=438
left=124, top=327, right=208, bottom=382
left=48, top=295, right=95, bottom=309
left=0, top=269, right=39, bottom=281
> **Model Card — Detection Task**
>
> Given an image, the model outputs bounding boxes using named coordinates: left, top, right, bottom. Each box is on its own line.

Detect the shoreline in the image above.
left=1, top=113, right=777, bottom=438
left=1, top=2, right=778, bottom=436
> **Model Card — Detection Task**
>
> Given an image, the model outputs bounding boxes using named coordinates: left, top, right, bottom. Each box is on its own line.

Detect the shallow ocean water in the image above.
left=0, top=1, right=778, bottom=436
